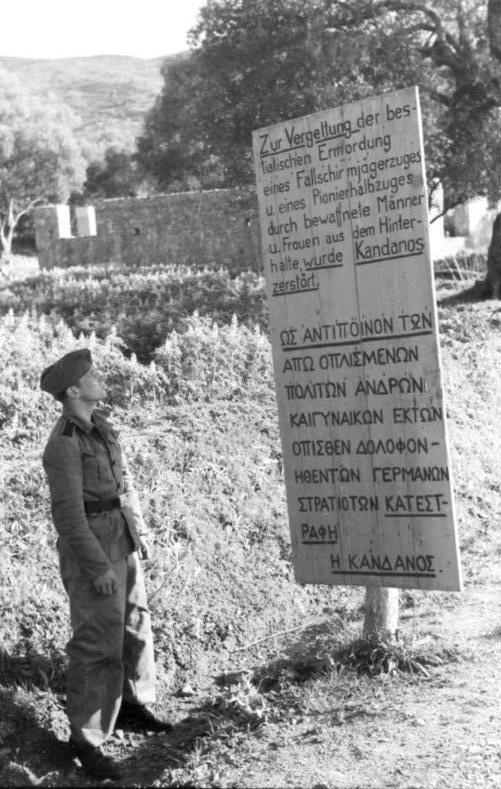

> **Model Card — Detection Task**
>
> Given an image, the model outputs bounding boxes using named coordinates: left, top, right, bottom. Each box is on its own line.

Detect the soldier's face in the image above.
left=76, top=366, right=107, bottom=402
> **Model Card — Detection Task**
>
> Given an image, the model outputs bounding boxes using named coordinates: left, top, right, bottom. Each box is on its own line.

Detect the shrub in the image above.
left=0, top=263, right=267, bottom=361
left=1, top=311, right=345, bottom=691
left=434, top=252, right=487, bottom=280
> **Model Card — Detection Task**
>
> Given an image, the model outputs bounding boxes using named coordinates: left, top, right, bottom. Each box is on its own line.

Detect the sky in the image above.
left=2, top=0, right=207, bottom=59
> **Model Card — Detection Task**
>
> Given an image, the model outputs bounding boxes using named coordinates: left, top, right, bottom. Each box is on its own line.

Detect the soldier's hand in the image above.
left=92, top=569, right=117, bottom=596
left=139, top=536, right=151, bottom=560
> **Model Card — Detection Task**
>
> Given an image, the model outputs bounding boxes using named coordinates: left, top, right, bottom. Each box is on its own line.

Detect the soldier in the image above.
left=41, top=349, right=171, bottom=781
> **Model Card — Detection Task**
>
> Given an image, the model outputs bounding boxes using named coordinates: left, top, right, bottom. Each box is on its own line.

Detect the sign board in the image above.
left=252, top=87, right=462, bottom=592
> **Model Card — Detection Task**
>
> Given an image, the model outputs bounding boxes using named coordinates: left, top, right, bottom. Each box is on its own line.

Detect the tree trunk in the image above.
left=0, top=202, right=16, bottom=264
left=0, top=226, right=14, bottom=265
left=363, top=586, right=399, bottom=639
left=484, top=212, right=501, bottom=298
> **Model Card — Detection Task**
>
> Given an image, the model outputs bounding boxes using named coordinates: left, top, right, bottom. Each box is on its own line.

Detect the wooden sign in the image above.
left=252, top=87, right=462, bottom=591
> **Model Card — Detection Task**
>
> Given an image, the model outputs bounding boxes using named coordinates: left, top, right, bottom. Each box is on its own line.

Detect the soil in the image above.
left=218, top=583, right=501, bottom=789
left=1, top=580, right=500, bottom=788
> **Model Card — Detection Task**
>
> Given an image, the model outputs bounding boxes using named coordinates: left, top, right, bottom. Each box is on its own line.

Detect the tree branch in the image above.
left=327, top=0, right=466, bottom=74
left=430, top=194, right=469, bottom=223
left=12, top=197, right=43, bottom=226
left=0, top=197, right=43, bottom=255
left=421, top=86, right=453, bottom=106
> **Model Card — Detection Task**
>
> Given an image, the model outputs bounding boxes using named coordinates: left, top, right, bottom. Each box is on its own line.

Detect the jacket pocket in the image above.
left=80, top=448, right=100, bottom=485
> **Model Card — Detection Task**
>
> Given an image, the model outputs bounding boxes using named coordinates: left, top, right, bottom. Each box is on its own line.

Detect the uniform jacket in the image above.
left=43, top=408, right=147, bottom=580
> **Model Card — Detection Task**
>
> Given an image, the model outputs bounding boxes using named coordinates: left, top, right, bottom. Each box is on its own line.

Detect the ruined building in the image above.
left=33, top=185, right=496, bottom=271
left=33, top=188, right=261, bottom=270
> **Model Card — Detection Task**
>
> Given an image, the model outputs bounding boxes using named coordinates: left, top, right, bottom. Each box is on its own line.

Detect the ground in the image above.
left=1, top=260, right=501, bottom=788
left=1, top=581, right=500, bottom=788
left=214, top=585, right=501, bottom=789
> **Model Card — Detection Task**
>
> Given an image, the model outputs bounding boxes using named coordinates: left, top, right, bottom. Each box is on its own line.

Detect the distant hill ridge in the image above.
left=0, top=53, right=181, bottom=162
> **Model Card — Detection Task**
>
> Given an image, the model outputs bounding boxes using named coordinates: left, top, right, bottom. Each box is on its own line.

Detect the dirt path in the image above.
left=216, top=583, right=501, bottom=789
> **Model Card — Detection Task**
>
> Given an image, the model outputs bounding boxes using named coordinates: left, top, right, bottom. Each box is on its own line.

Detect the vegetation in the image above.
left=0, top=254, right=487, bottom=362
left=0, top=265, right=267, bottom=361
left=137, top=1, right=500, bottom=237
left=1, top=259, right=501, bottom=785
left=136, top=0, right=352, bottom=189
left=322, top=0, right=501, bottom=216
left=0, top=68, right=86, bottom=260
left=81, top=147, right=141, bottom=200
left=0, top=55, right=166, bottom=162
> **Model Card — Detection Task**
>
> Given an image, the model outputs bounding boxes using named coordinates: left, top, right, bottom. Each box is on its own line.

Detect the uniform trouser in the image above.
left=61, top=551, right=156, bottom=747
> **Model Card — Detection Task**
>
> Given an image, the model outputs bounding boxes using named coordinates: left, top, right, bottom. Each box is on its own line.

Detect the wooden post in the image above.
left=363, top=587, right=399, bottom=639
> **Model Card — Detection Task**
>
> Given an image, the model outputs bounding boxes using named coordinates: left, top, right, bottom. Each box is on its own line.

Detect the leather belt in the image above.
left=84, top=496, right=123, bottom=514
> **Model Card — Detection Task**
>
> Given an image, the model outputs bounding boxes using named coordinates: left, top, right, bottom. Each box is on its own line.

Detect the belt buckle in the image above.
left=118, top=493, right=128, bottom=508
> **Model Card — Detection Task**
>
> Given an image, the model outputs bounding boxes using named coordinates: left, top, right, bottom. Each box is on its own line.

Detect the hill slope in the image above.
left=0, top=54, right=178, bottom=161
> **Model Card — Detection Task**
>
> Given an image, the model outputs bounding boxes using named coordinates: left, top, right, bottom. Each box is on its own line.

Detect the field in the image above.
left=1, top=254, right=501, bottom=788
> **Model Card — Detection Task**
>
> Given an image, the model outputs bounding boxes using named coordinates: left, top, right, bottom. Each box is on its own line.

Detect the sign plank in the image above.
left=252, top=87, right=462, bottom=592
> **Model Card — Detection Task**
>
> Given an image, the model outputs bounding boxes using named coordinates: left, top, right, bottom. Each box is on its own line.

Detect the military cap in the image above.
left=40, top=349, right=92, bottom=398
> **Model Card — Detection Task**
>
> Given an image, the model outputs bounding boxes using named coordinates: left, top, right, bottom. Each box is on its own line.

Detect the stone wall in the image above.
left=34, top=185, right=497, bottom=271
left=34, top=188, right=261, bottom=271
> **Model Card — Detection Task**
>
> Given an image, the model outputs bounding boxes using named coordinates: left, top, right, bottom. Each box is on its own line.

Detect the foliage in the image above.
left=2, top=263, right=501, bottom=784
left=0, top=55, right=166, bottom=164
left=137, top=0, right=500, bottom=217
left=335, top=634, right=459, bottom=677
left=137, top=0, right=345, bottom=188
left=0, top=254, right=485, bottom=361
left=136, top=53, right=220, bottom=192
left=0, top=68, right=86, bottom=258
left=3, top=299, right=494, bottom=711
left=0, top=309, right=333, bottom=698
left=434, top=251, right=487, bottom=282
left=154, top=314, right=273, bottom=404
left=81, top=147, right=140, bottom=200
left=322, top=0, right=501, bottom=213
left=0, top=264, right=267, bottom=361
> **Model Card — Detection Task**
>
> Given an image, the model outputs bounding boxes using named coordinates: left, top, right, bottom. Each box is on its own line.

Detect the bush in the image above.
left=1, top=311, right=346, bottom=691
left=0, top=263, right=267, bottom=361
left=434, top=252, right=487, bottom=280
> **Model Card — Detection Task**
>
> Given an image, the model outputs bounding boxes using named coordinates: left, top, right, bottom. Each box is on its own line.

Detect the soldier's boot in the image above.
left=115, top=700, right=173, bottom=732
left=69, top=737, right=122, bottom=780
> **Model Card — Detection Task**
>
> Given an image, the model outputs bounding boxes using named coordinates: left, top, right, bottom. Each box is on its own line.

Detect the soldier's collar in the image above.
left=62, top=407, right=97, bottom=435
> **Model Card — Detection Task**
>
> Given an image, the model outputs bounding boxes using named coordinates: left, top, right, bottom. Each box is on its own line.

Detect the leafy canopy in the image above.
left=82, top=147, right=138, bottom=200
left=137, top=0, right=500, bottom=212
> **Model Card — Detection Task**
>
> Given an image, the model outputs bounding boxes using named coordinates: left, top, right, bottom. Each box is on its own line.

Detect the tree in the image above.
left=137, top=2, right=341, bottom=187
left=322, top=0, right=501, bottom=292
left=0, top=68, right=86, bottom=261
left=322, top=1, right=501, bottom=215
left=136, top=52, right=229, bottom=191
left=82, top=147, right=140, bottom=200
left=138, top=0, right=500, bottom=238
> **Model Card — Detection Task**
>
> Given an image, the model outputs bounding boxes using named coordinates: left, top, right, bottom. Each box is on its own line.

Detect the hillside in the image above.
left=1, top=259, right=501, bottom=786
left=0, top=54, right=180, bottom=161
